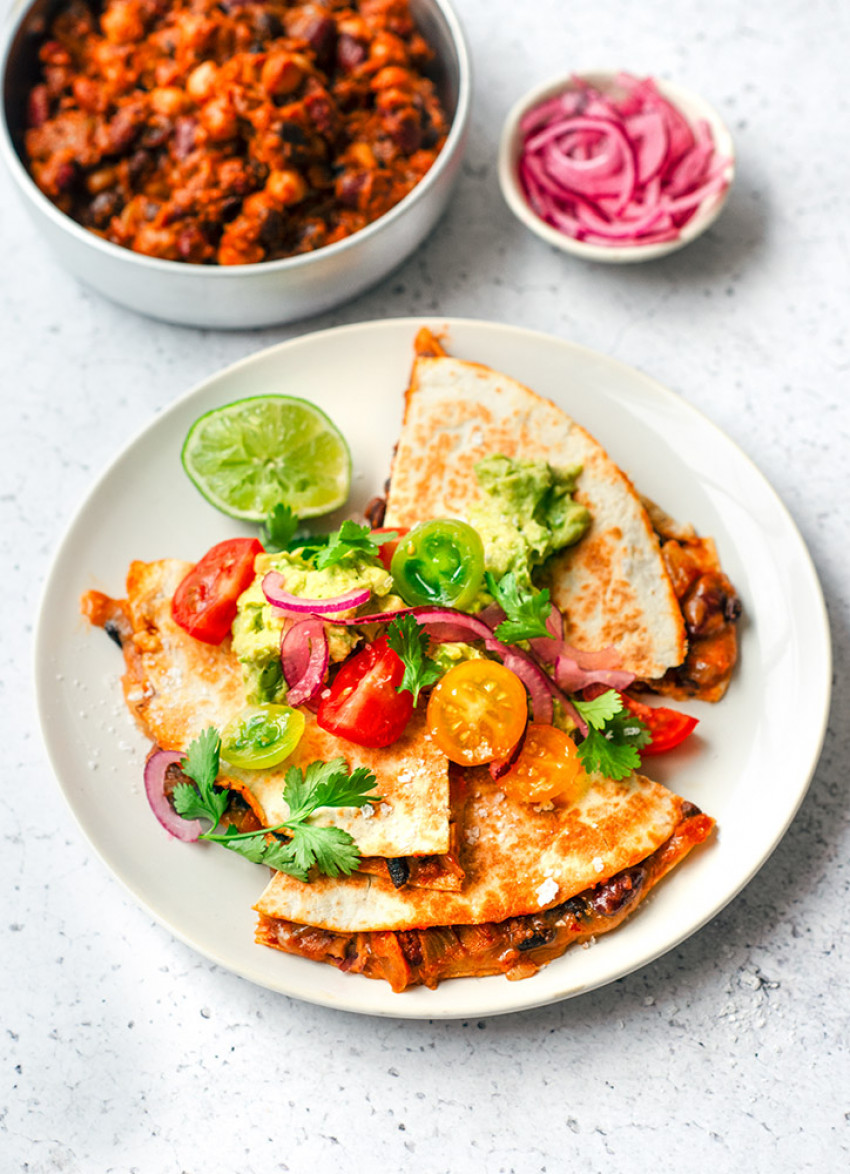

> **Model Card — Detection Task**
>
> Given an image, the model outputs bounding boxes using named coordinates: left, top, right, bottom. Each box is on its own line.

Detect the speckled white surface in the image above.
left=3, top=0, right=849, bottom=1170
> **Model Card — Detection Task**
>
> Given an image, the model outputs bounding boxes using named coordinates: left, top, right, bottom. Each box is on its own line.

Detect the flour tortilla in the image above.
left=383, top=330, right=686, bottom=681
left=114, top=559, right=451, bottom=858
left=255, top=766, right=686, bottom=933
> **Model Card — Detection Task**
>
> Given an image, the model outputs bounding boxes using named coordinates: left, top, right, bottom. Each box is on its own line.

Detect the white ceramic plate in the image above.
left=35, top=318, right=831, bottom=1019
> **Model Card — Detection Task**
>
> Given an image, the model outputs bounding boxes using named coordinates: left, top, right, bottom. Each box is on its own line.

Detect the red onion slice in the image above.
left=553, top=655, right=636, bottom=695
left=262, top=571, right=371, bottom=616
left=281, top=618, right=329, bottom=706
left=144, top=749, right=201, bottom=841
left=500, top=648, right=554, bottom=724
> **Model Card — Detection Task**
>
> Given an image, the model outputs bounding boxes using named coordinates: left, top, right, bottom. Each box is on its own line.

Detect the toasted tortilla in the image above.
left=101, top=559, right=452, bottom=859
left=383, top=330, right=686, bottom=681
left=256, top=805, right=714, bottom=990
left=254, top=766, right=687, bottom=933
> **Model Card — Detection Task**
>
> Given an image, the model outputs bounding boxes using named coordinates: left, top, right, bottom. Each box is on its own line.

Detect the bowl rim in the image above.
left=498, top=69, right=736, bottom=264
left=0, top=0, right=471, bottom=278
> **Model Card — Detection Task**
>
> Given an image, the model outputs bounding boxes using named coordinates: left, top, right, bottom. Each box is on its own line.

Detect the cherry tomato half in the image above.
left=582, top=684, right=699, bottom=756
left=317, top=636, right=414, bottom=748
left=371, top=527, right=409, bottom=572
left=220, top=704, right=305, bottom=770
left=390, top=519, right=485, bottom=610
left=502, top=723, right=587, bottom=806
left=172, top=538, right=263, bottom=645
left=426, top=659, right=528, bottom=766
left=619, top=694, right=699, bottom=755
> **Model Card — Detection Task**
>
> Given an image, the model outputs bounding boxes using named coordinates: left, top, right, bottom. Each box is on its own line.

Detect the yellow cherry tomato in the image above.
left=426, top=660, right=528, bottom=766
left=502, top=723, right=587, bottom=806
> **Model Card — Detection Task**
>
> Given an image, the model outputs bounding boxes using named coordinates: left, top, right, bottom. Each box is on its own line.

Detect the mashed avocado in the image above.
left=468, top=454, right=591, bottom=587
left=231, top=549, right=404, bottom=704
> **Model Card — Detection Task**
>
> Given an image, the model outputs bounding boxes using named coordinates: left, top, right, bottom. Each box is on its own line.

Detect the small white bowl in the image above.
left=498, top=70, right=735, bottom=264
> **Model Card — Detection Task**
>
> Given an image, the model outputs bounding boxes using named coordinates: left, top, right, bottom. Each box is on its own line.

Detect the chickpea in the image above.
left=72, top=76, right=103, bottom=113
left=370, top=66, right=412, bottom=91
left=218, top=239, right=265, bottom=266
left=86, top=166, right=118, bottom=195
left=261, top=52, right=304, bottom=98
left=186, top=61, right=218, bottom=105
left=150, top=86, right=188, bottom=118
left=101, top=0, right=145, bottom=45
left=369, top=31, right=408, bottom=67
left=266, top=168, right=308, bottom=206
left=347, top=141, right=377, bottom=169
left=337, top=16, right=369, bottom=40
left=200, top=96, right=238, bottom=142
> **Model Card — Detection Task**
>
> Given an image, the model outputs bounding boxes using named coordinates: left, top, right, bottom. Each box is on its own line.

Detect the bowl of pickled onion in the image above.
left=498, top=71, right=735, bottom=262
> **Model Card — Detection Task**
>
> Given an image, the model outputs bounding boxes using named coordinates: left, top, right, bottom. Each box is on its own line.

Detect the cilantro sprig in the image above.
left=261, top=503, right=299, bottom=552
left=314, top=520, right=397, bottom=570
left=572, top=691, right=651, bottom=781
left=171, top=730, right=379, bottom=881
left=386, top=613, right=443, bottom=705
left=485, top=571, right=552, bottom=643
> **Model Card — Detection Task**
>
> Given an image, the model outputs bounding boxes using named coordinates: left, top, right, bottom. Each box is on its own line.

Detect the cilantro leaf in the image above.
left=213, top=825, right=308, bottom=881
left=287, top=822, right=363, bottom=878
left=485, top=571, right=552, bottom=643
left=197, top=751, right=380, bottom=882
left=386, top=614, right=443, bottom=705
left=285, top=759, right=380, bottom=819
left=261, top=503, right=298, bottom=552
left=314, top=520, right=397, bottom=570
left=573, top=692, right=651, bottom=781
left=572, top=690, right=624, bottom=730
left=173, top=727, right=228, bottom=828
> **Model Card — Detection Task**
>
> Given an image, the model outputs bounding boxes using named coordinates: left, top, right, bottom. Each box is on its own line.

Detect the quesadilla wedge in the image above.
left=383, top=329, right=739, bottom=699
left=254, top=767, right=713, bottom=991
left=83, top=559, right=453, bottom=862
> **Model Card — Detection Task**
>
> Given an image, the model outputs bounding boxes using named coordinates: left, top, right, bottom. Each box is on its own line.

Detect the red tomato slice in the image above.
left=619, top=694, right=698, bottom=755
left=581, top=684, right=698, bottom=755
left=371, top=527, right=409, bottom=572
left=172, top=538, right=264, bottom=645
left=317, top=636, right=413, bottom=748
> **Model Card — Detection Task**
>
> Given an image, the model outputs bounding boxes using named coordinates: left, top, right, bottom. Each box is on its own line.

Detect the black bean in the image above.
left=387, top=857, right=411, bottom=888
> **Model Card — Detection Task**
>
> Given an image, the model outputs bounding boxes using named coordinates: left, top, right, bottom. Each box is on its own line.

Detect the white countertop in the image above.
left=3, top=0, right=848, bottom=1169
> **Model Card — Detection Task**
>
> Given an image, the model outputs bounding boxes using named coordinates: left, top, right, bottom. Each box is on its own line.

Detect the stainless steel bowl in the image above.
left=1, top=0, right=470, bottom=328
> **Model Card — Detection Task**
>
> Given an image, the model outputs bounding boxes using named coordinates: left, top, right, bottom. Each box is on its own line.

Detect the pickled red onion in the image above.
left=144, top=748, right=201, bottom=841
left=517, top=74, right=730, bottom=247
left=281, top=618, right=329, bottom=706
left=262, top=571, right=370, bottom=616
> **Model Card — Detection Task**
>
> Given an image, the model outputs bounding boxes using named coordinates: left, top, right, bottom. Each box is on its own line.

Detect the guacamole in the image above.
left=231, top=549, right=403, bottom=704
left=468, top=454, right=591, bottom=586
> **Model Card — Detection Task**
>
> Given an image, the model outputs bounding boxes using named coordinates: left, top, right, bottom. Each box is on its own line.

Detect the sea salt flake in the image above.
left=536, top=877, right=559, bottom=906
left=592, top=855, right=604, bottom=873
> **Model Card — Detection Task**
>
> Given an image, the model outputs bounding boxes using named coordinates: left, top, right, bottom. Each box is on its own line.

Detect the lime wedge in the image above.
left=181, top=396, right=351, bottom=521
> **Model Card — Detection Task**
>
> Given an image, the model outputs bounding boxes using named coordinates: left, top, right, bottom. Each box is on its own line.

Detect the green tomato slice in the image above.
left=220, top=704, right=306, bottom=771
left=390, top=519, right=485, bottom=610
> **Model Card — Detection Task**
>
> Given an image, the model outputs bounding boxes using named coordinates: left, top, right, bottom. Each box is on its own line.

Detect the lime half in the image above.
left=181, top=395, right=351, bottom=521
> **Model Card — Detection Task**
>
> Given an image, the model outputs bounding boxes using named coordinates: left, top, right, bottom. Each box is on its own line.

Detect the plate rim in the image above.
left=33, top=315, right=833, bottom=1019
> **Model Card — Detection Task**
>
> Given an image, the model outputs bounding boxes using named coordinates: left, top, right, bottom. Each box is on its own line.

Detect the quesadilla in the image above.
left=383, top=329, right=739, bottom=699
left=255, top=767, right=713, bottom=990
left=84, top=558, right=452, bottom=862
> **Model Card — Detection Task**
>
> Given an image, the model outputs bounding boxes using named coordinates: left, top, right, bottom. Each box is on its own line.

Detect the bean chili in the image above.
left=24, top=0, right=450, bottom=265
